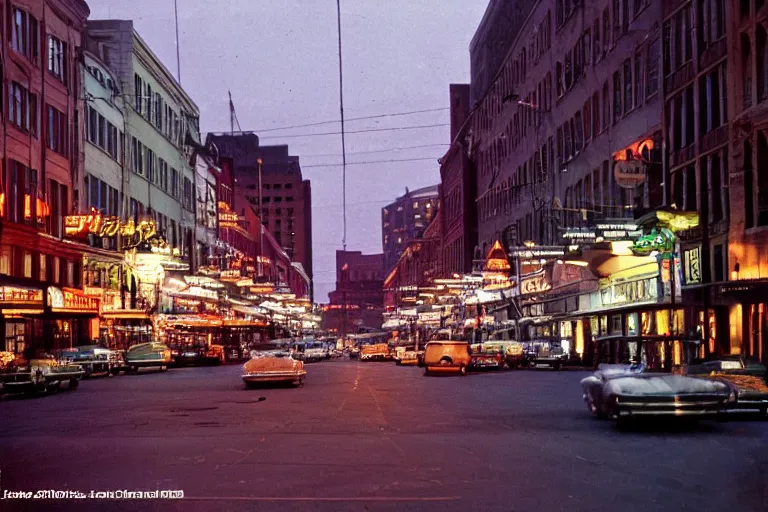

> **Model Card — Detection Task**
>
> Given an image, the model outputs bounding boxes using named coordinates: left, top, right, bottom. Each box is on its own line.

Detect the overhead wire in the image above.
left=258, top=123, right=448, bottom=139
left=301, top=143, right=449, bottom=158
left=302, top=156, right=440, bottom=168
left=229, top=107, right=450, bottom=134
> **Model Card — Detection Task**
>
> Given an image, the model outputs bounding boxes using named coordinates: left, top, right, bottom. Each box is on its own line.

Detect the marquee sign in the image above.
left=520, top=274, right=551, bottom=295
left=47, top=287, right=99, bottom=312
left=0, top=286, right=44, bottom=305
left=614, top=160, right=647, bottom=189
left=65, top=210, right=166, bottom=251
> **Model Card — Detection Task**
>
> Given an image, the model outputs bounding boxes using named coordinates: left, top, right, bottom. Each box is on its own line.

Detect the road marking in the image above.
left=177, top=496, right=461, bottom=502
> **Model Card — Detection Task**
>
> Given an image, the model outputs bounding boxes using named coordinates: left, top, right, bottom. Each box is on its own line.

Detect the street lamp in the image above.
left=257, top=157, right=264, bottom=278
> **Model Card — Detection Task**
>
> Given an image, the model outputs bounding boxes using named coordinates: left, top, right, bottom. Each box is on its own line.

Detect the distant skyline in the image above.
left=89, top=0, right=489, bottom=301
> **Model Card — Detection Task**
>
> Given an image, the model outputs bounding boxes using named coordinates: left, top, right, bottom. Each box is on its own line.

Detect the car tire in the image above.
left=459, top=365, right=467, bottom=376
left=424, top=367, right=430, bottom=376
left=69, top=378, right=79, bottom=390
left=45, top=381, right=60, bottom=394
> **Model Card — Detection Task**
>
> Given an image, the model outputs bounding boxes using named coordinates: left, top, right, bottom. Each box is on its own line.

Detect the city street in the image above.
left=2, top=362, right=767, bottom=512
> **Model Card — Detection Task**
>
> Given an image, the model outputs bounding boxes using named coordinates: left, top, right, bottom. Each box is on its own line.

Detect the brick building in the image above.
left=382, top=184, right=440, bottom=272
left=439, top=84, right=478, bottom=276
left=206, top=133, right=313, bottom=297
left=324, top=250, right=385, bottom=333
left=725, top=0, right=768, bottom=361
left=1, top=0, right=93, bottom=354
left=472, top=0, right=663, bottom=251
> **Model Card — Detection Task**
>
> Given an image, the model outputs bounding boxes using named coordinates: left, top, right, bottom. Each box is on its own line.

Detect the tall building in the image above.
left=725, top=0, right=768, bottom=361
left=205, top=133, right=313, bottom=297
left=1, top=0, right=92, bottom=354
left=439, top=84, right=478, bottom=276
left=85, top=20, right=201, bottom=272
left=381, top=185, right=440, bottom=271
left=472, top=1, right=664, bottom=249
left=324, top=250, right=385, bottom=333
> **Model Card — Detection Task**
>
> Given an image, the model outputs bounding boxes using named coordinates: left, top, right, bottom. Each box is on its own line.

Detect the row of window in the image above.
left=1, top=160, right=69, bottom=238
left=0, top=245, right=77, bottom=287
left=86, top=105, right=121, bottom=162
left=9, top=5, right=69, bottom=84
left=134, top=73, right=183, bottom=145
left=129, top=136, right=193, bottom=209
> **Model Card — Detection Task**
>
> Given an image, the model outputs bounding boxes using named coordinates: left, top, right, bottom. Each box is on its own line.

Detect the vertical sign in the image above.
left=683, top=246, right=702, bottom=285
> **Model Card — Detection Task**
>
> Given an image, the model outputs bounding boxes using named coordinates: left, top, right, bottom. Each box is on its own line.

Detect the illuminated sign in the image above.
left=484, top=240, right=511, bottom=272
left=683, top=247, right=702, bottom=285
left=0, top=286, right=44, bottom=304
left=508, top=247, right=566, bottom=259
left=561, top=229, right=597, bottom=242
left=249, top=285, right=275, bottom=294
left=631, top=228, right=675, bottom=255
left=614, top=160, right=647, bottom=189
left=600, top=277, right=657, bottom=307
left=47, top=287, right=99, bottom=312
left=595, top=222, right=642, bottom=241
left=65, top=211, right=166, bottom=251
left=219, top=270, right=241, bottom=281
left=520, top=274, right=551, bottom=295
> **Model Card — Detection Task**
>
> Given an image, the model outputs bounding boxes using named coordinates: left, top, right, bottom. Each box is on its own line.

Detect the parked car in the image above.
left=124, top=342, right=172, bottom=372
left=242, top=352, right=306, bottom=388
left=468, top=344, right=505, bottom=371
left=687, top=356, right=768, bottom=416
left=423, top=341, right=471, bottom=376
left=396, top=350, right=422, bottom=366
left=524, top=341, right=568, bottom=370
left=580, top=363, right=736, bottom=426
left=1, top=353, right=84, bottom=395
left=58, top=345, right=122, bottom=377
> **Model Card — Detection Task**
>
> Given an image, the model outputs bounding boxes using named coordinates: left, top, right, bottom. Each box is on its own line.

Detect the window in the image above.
left=592, top=92, right=601, bottom=135
left=171, top=168, right=179, bottom=197
left=9, top=82, right=37, bottom=135
left=634, top=54, right=643, bottom=108
left=594, top=19, right=601, bottom=62
left=131, top=137, right=144, bottom=176
left=154, top=93, right=162, bottom=130
left=623, top=59, right=633, bottom=114
left=286, top=196, right=294, bottom=202
left=183, top=177, right=193, bottom=210
left=713, top=244, right=725, bottom=282
left=603, top=8, right=610, bottom=54
left=613, top=0, right=620, bottom=43
left=613, top=71, right=622, bottom=122
left=583, top=101, right=592, bottom=143
left=39, top=253, right=47, bottom=281
left=66, top=260, right=74, bottom=287
left=145, top=83, right=153, bottom=122
left=47, top=35, right=66, bottom=81
left=23, top=251, right=32, bottom=278
left=621, top=0, right=629, bottom=35
left=647, top=38, right=659, bottom=96
left=46, top=106, right=68, bottom=156
left=146, top=148, right=156, bottom=183
left=134, top=74, right=143, bottom=114
left=10, top=7, right=39, bottom=61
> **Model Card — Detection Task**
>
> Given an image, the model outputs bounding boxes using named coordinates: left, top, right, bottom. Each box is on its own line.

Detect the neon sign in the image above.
left=631, top=228, right=675, bottom=256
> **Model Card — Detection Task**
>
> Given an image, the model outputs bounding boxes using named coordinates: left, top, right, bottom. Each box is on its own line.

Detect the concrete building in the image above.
left=84, top=20, right=201, bottom=269
left=439, top=84, right=478, bottom=276
left=0, top=0, right=93, bottom=354
left=382, top=185, right=440, bottom=272
left=205, top=133, right=313, bottom=296
left=725, top=0, right=768, bottom=361
left=471, top=1, right=663, bottom=250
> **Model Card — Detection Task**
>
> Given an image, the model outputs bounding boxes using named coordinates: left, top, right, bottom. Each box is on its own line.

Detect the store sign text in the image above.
left=521, top=275, right=551, bottom=295
left=600, top=277, right=656, bottom=307
left=683, top=247, right=702, bottom=284
left=0, top=286, right=43, bottom=304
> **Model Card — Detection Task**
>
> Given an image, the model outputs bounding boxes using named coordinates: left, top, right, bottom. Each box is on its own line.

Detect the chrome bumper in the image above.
left=242, top=370, right=306, bottom=382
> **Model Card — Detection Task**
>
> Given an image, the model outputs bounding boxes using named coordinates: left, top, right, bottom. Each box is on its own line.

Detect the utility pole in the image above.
left=174, top=0, right=182, bottom=83
left=336, top=0, right=347, bottom=251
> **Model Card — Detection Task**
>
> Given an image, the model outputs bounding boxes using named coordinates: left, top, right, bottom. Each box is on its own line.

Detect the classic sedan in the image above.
left=1, top=354, right=84, bottom=395
left=242, top=353, right=306, bottom=388
left=581, top=364, right=736, bottom=425
left=687, top=356, right=768, bottom=416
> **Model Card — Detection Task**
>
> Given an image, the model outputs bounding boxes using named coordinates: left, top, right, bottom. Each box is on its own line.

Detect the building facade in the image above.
left=473, top=0, right=663, bottom=251
left=382, top=184, right=440, bottom=272
left=327, top=250, right=385, bottom=307
left=439, top=84, right=478, bottom=276
left=85, top=20, right=200, bottom=271
left=206, top=133, right=313, bottom=296
left=1, top=0, right=94, bottom=355
left=725, top=0, right=768, bottom=362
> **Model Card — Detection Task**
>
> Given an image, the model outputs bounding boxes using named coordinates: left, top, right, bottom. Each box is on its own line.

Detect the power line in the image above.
left=313, top=198, right=395, bottom=208
left=302, top=156, right=439, bottom=169
left=337, top=0, right=347, bottom=253
left=249, top=107, right=450, bottom=133
left=258, top=123, right=449, bottom=140
left=302, top=143, right=449, bottom=158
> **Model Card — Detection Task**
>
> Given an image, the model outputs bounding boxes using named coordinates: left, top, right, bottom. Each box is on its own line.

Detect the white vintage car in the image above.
left=580, top=364, right=736, bottom=426
left=242, top=353, right=306, bottom=388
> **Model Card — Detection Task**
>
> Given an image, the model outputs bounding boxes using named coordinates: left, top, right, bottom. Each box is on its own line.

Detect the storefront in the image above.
left=45, top=287, right=101, bottom=351
left=0, top=284, right=45, bottom=355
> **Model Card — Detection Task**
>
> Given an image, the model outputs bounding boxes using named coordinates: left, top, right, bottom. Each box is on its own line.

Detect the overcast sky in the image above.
left=90, top=0, right=489, bottom=302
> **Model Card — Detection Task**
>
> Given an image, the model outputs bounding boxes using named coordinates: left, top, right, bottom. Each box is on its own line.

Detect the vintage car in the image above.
left=303, top=345, right=330, bottom=363
left=580, top=364, right=736, bottom=425
left=242, top=352, right=306, bottom=388
left=468, top=344, right=505, bottom=371
left=360, top=343, right=391, bottom=361
left=687, top=356, right=768, bottom=416
left=423, top=341, right=471, bottom=376
left=58, top=345, right=123, bottom=377
left=396, top=350, right=422, bottom=366
left=524, top=341, right=568, bottom=370
left=1, top=353, right=84, bottom=395
left=124, top=342, right=172, bottom=372
left=175, top=344, right=226, bottom=366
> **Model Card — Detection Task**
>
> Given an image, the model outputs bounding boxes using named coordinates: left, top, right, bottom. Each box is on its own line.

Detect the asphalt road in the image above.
left=1, top=360, right=767, bottom=512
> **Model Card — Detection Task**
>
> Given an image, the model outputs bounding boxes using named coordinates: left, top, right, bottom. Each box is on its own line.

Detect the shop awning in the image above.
left=231, top=304, right=268, bottom=317
left=183, top=275, right=225, bottom=289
